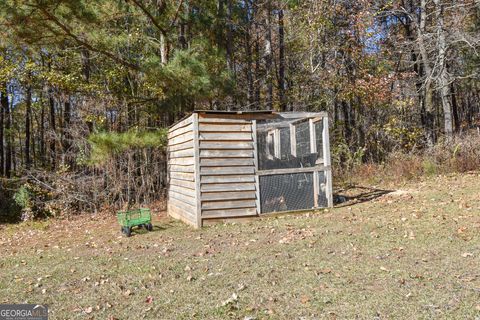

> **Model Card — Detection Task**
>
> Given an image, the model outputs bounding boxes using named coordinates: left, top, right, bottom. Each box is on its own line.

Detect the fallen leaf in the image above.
left=221, top=293, right=238, bottom=307
left=318, top=268, right=332, bottom=274
left=457, top=227, right=467, bottom=234
left=300, top=295, right=310, bottom=304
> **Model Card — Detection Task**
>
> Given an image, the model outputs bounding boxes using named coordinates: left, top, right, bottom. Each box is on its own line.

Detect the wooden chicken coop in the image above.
left=167, top=110, right=333, bottom=228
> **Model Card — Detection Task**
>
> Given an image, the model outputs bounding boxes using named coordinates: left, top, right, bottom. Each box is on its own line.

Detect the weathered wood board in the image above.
left=197, top=114, right=258, bottom=220
left=167, top=114, right=198, bottom=227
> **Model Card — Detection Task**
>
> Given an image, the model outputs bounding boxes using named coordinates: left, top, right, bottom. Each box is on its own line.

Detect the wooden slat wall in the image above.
left=198, top=114, right=258, bottom=220
left=167, top=115, right=197, bottom=227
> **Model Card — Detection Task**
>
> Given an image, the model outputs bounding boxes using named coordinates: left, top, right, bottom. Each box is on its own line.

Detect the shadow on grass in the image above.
left=0, top=207, right=23, bottom=224
left=0, top=214, right=22, bottom=224
left=333, top=185, right=394, bottom=207
left=126, top=222, right=175, bottom=237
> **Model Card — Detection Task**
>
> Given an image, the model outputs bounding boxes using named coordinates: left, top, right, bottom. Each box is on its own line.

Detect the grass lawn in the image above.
left=1, top=172, right=480, bottom=319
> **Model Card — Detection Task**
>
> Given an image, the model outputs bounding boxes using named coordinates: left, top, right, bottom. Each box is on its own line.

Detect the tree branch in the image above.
left=38, top=6, right=140, bottom=71
left=169, top=0, right=185, bottom=29
left=129, top=0, right=168, bottom=36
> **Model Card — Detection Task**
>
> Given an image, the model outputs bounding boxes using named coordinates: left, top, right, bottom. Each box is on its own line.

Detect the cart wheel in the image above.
left=146, top=223, right=153, bottom=231
left=125, top=227, right=132, bottom=237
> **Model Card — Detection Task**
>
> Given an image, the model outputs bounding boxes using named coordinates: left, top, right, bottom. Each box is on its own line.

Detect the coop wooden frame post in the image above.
left=322, top=116, right=333, bottom=207
left=309, top=118, right=319, bottom=208
left=192, top=113, right=202, bottom=228
left=289, top=123, right=296, bottom=157
left=257, top=165, right=331, bottom=176
left=252, top=120, right=261, bottom=214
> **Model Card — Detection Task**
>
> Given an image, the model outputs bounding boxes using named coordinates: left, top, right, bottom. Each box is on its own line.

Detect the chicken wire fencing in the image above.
left=256, top=116, right=330, bottom=214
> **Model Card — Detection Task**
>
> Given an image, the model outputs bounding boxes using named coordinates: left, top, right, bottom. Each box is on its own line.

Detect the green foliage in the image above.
left=422, top=159, right=437, bottom=176
left=11, top=182, right=54, bottom=220
left=332, top=141, right=366, bottom=173
left=383, top=118, right=424, bottom=151
left=147, top=40, right=233, bottom=108
left=13, top=185, right=30, bottom=209
left=88, top=129, right=168, bottom=165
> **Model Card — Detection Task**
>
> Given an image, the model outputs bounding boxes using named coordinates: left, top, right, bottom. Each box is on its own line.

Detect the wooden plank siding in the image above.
left=167, top=114, right=197, bottom=227
left=198, top=114, right=259, bottom=221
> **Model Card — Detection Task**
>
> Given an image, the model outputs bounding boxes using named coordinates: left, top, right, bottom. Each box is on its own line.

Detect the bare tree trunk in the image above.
left=0, top=87, right=3, bottom=176
left=245, top=30, right=254, bottom=107
left=254, top=34, right=261, bottom=108
left=417, top=0, right=436, bottom=145
left=81, top=49, right=90, bottom=82
left=160, top=33, right=167, bottom=64
left=451, top=82, right=460, bottom=132
left=244, top=0, right=254, bottom=108
left=25, top=85, right=32, bottom=169
left=341, top=100, right=352, bottom=143
left=265, top=1, right=273, bottom=110
left=433, top=0, right=453, bottom=139
left=179, top=15, right=187, bottom=49
left=49, top=90, right=56, bottom=169
left=226, top=0, right=234, bottom=73
left=1, top=83, right=11, bottom=177
left=39, top=90, right=46, bottom=166
left=253, top=2, right=261, bottom=108
left=63, top=99, right=72, bottom=166
left=278, top=8, right=286, bottom=111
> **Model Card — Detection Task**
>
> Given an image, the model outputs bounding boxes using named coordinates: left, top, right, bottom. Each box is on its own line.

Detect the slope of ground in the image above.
left=1, top=172, right=480, bottom=319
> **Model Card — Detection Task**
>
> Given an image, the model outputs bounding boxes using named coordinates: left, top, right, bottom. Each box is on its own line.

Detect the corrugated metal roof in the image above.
left=194, top=110, right=274, bottom=114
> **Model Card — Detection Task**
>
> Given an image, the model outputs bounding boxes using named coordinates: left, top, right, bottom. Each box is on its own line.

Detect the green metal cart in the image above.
left=117, top=208, right=153, bottom=237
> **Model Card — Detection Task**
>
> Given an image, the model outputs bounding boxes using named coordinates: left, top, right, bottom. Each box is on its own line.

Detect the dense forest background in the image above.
left=0, top=0, right=479, bottom=219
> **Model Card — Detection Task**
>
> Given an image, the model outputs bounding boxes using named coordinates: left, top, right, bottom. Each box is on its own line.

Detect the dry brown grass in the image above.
left=1, top=172, right=480, bottom=319
left=336, top=131, right=480, bottom=186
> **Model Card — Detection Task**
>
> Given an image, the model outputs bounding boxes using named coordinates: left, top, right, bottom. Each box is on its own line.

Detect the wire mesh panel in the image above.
left=257, top=118, right=322, bottom=170
left=314, top=120, right=324, bottom=159
left=256, top=115, right=330, bottom=214
left=260, top=173, right=315, bottom=213
left=295, top=121, right=310, bottom=157
left=279, top=127, right=291, bottom=160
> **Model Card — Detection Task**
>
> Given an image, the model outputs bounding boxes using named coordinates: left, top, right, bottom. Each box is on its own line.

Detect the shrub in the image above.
left=334, top=130, right=480, bottom=185
left=422, top=159, right=437, bottom=176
